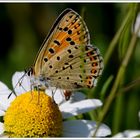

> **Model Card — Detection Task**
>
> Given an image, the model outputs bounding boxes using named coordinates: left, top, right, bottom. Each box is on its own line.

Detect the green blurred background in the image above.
left=0, top=3, right=140, bottom=136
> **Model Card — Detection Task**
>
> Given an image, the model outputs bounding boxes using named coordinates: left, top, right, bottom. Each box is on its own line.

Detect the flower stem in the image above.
left=93, top=24, right=140, bottom=137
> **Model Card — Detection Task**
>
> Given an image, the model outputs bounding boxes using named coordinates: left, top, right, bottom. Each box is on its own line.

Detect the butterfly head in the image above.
left=25, top=67, right=51, bottom=91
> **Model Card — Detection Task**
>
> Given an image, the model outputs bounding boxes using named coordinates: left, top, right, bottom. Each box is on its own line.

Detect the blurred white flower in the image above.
left=114, top=130, right=140, bottom=138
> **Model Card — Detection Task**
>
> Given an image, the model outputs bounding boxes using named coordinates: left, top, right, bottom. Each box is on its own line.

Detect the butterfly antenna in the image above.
left=8, top=71, right=28, bottom=99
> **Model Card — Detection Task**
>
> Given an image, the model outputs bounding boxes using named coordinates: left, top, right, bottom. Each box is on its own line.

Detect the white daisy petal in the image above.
left=63, top=120, right=111, bottom=137
left=0, top=105, right=5, bottom=113
left=12, top=71, right=31, bottom=95
left=0, top=110, right=5, bottom=116
left=69, top=91, right=86, bottom=102
left=46, top=89, right=86, bottom=105
left=0, top=122, right=4, bottom=135
left=46, top=88, right=64, bottom=105
left=60, top=99, right=102, bottom=119
left=114, top=130, right=140, bottom=138
left=0, top=81, right=16, bottom=110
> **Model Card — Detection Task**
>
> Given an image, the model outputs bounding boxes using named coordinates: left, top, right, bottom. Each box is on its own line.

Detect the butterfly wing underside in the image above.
left=33, top=8, right=103, bottom=90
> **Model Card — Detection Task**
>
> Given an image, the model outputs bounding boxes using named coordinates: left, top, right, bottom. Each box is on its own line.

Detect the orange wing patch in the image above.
left=42, top=10, right=89, bottom=62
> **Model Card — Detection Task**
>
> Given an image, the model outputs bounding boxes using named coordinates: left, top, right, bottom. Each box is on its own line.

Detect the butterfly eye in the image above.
left=27, top=68, right=34, bottom=76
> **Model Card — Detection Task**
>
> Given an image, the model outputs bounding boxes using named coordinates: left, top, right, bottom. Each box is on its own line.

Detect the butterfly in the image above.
left=27, top=8, right=104, bottom=101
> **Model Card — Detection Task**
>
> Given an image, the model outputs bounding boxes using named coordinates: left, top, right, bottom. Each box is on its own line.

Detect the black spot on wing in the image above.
left=67, top=49, right=71, bottom=53
left=66, top=37, right=71, bottom=41
left=68, top=30, right=72, bottom=34
left=44, top=58, right=48, bottom=62
left=49, top=65, right=53, bottom=68
left=70, top=65, right=73, bottom=69
left=49, top=48, right=55, bottom=54
left=64, top=27, right=68, bottom=31
left=74, top=82, right=83, bottom=88
left=69, top=55, right=74, bottom=58
left=70, top=41, right=75, bottom=45
left=57, top=56, right=60, bottom=60
left=54, top=40, right=60, bottom=46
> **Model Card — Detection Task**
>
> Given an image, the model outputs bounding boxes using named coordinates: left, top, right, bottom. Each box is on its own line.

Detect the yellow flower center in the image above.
left=4, top=91, right=63, bottom=137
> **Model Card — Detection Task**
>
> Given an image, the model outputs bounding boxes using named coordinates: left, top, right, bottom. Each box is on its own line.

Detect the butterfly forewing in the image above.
left=34, top=8, right=90, bottom=76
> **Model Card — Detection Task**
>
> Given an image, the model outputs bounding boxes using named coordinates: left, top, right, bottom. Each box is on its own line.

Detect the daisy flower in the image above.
left=0, top=72, right=111, bottom=137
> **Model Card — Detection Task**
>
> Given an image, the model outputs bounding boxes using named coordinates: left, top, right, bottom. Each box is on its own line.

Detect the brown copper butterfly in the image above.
left=27, top=8, right=104, bottom=100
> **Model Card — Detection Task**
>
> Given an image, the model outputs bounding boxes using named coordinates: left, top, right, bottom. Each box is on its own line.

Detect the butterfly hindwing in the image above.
left=42, top=44, right=103, bottom=90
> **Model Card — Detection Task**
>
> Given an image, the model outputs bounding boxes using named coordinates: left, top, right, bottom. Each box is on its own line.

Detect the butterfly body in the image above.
left=29, top=8, right=103, bottom=99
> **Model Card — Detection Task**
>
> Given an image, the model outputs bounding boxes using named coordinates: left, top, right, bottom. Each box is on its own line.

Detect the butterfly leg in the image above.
left=37, top=85, right=41, bottom=105
left=30, top=84, right=34, bottom=102
left=52, top=91, right=55, bottom=103
left=37, top=89, right=40, bottom=105
left=51, top=88, right=57, bottom=104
